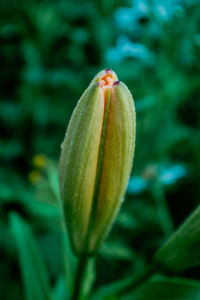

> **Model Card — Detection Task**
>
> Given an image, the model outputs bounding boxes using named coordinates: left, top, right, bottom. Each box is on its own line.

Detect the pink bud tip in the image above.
left=105, top=68, right=112, bottom=73
left=113, top=80, right=120, bottom=86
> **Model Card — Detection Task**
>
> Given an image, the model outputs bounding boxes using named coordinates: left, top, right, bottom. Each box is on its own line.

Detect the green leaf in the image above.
left=154, top=205, right=200, bottom=271
left=91, top=276, right=136, bottom=300
left=92, top=276, right=200, bottom=300
left=53, top=275, right=69, bottom=300
left=10, top=213, right=52, bottom=300
left=100, top=241, right=134, bottom=261
left=123, top=276, right=200, bottom=300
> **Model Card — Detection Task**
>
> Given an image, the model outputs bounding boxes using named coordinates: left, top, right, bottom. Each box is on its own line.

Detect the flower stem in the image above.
left=72, top=255, right=89, bottom=300
left=152, top=179, right=174, bottom=238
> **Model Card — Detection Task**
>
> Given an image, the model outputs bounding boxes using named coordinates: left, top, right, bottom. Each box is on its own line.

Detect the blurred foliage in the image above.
left=0, top=0, right=200, bottom=299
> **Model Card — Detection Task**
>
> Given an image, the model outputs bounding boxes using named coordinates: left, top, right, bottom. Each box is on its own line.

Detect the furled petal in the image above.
left=59, top=83, right=104, bottom=254
left=89, top=81, right=136, bottom=252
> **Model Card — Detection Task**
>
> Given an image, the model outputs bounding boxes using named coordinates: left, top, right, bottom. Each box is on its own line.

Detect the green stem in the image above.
left=115, top=262, right=160, bottom=297
left=152, top=179, right=174, bottom=237
left=72, top=255, right=89, bottom=300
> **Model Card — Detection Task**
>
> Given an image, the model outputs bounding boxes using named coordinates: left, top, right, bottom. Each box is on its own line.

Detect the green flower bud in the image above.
left=59, top=69, right=136, bottom=255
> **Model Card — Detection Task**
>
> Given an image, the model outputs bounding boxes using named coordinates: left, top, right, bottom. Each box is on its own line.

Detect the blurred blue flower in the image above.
left=127, top=164, right=186, bottom=195
left=114, top=1, right=149, bottom=33
left=152, top=0, right=184, bottom=22
left=155, top=4, right=168, bottom=21
left=134, top=0, right=149, bottom=14
left=114, top=7, right=135, bottom=30
left=160, top=165, right=186, bottom=185
left=127, top=177, right=147, bottom=195
left=105, top=47, right=122, bottom=63
left=106, top=36, right=155, bottom=65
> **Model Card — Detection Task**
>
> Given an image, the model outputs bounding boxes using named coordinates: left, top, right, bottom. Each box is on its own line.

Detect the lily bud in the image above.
left=59, top=69, right=136, bottom=255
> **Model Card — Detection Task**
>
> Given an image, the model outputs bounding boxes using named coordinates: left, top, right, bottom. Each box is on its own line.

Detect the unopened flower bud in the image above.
left=59, top=69, right=136, bottom=255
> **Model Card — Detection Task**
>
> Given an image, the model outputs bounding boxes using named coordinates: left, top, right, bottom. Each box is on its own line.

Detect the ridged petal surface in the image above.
left=59, top=84, right=104, bottom=254
left=89, top=82, right=136, bottom=252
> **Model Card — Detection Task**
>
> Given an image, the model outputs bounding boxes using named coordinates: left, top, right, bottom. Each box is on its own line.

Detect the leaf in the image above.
left=91, top=276, right=135, bottom=300
left=92, top=276, right=200, bottom=300
left=53, top=275, right=69, bottom=300
left=10, top=213, right=52, bottom=300
left=154, top=205, right=200, bottom=271
left=100, top=240, right=133, bottom=261
left=122, top=276, right=200, bottom=300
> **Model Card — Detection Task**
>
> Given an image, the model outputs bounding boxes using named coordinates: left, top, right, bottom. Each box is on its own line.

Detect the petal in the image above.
left=59, top=83, right=104, bottom=254
left=89, top=68, right=118, bottom=87
left=89, top=81, right=136, bottom=252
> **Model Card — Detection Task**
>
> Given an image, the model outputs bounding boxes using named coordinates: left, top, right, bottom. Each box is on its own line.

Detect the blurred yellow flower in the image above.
left=28, top=170, right=41, bottom=183
left=32, top=154, right=47, bottom=168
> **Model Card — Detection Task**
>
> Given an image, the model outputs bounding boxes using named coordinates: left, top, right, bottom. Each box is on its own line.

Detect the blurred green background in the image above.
left=0, top=0, right=200, bottom=299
